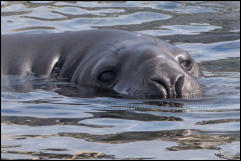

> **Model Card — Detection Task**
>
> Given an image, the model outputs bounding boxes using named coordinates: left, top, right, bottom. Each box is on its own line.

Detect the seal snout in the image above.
left=149, top=74, right=184, bottom=99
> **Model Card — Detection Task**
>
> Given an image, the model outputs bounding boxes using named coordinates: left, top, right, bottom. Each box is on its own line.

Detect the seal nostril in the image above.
left=175, top=75, right=184, bottom=98
left=150, top=78, right=169, bottom=98
left=151, top=75, right=184, bottom=99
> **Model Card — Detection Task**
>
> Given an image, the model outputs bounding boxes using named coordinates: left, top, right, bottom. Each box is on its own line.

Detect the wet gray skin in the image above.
left=1, top=29, right=203, bottom=99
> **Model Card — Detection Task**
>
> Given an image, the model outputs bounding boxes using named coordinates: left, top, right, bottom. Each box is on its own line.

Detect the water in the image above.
left=1, top=1, right=240, bottom=160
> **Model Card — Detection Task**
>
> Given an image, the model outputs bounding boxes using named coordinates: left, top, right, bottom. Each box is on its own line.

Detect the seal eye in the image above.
left=180, top=60, right=193, bottom=71
left=178, top=56, right=193, bottom=71
left=98, top=71, right=116, bottom=85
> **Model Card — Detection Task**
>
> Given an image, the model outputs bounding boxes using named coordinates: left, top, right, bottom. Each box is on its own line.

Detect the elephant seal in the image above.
left=1, top=29, right=203, bottom=99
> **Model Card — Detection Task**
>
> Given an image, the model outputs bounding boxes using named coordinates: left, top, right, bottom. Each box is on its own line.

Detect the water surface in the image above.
left=1, top=1, right=240, bottom=160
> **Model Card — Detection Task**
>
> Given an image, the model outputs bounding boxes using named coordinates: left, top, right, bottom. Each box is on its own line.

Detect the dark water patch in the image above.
left=58, top=129, right=239, bottom=150
left=196, top=118, right=240, bottom=125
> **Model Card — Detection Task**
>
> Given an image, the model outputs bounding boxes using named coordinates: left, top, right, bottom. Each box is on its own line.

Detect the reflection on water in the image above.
left=1, top=1, right=240, bottom=160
